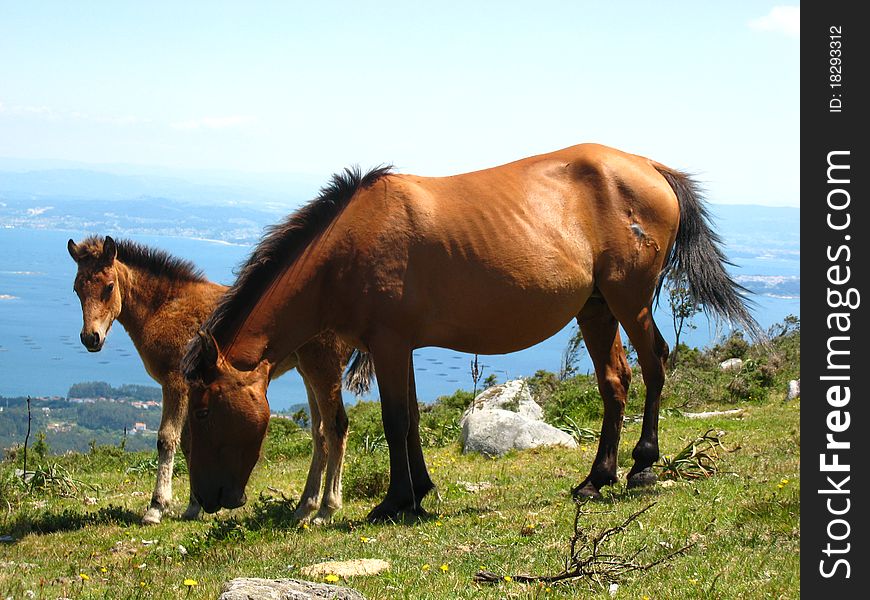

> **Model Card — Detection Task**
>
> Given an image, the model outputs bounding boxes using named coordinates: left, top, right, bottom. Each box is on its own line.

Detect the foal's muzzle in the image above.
left=80, top=331, right=103, bottom=352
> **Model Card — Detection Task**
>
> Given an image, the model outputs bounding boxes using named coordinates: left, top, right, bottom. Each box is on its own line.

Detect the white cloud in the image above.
left=171, top=115, right=255, bottom=130
left=749, top=6, right=800, bottom=38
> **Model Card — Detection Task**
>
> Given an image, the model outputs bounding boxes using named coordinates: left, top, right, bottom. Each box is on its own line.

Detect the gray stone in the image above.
left=460, top=408, right=577, bottom=457
left=219, top=578, right=365, bottom=600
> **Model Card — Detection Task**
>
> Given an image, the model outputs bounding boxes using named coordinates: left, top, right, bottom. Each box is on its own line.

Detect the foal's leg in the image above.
left=293, top=379, right=326, bottom=521
left=296, top=338, right=350, bottom=523
left=572, top=299, right=632, bottom=499
left=407, top=361, right=434, bottom=509
left=367, top=335, right=417, bottom=522
left=313, top=397, right=348, bottom=524
left=142, top=378, right=186, bottom=525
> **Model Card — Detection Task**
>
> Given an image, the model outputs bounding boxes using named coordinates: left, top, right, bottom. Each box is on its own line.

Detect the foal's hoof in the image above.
left=571, top=481, right=603, bottom=500
left=141, top=507, right=163, bottom=526
left=627, top=468, right=658, bottom=489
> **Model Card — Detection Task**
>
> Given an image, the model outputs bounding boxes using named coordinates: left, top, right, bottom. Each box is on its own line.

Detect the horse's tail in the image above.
left=654, top=165, right=766, bottom=342
left=344, top=349, right=375, bottom=396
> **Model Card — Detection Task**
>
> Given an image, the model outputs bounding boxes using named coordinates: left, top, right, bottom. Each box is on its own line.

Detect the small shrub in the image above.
left=346, top=401, right=386, bottom=451
left=343, top=450, right=390, bottom=500
left=543, top=376, right=602, bottom=429
left=656, top=429, right=731, bottom=481
left=263, top=418, right=311, bottom=460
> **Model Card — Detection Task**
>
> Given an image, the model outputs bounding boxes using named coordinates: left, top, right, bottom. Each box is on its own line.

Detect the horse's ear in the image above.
left=197, top=329, right=220, bottom=367
left=67, top=239, right=81, bottom=262
left=102, top=236, right=118, bottom=262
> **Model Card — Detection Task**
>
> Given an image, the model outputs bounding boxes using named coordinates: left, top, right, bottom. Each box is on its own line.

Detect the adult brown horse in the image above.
left=68, top=236, right=372, bottom=524
left=183, top=143, right=761, bottom=522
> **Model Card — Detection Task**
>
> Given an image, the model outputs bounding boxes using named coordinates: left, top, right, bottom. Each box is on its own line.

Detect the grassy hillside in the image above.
left=0, top=325, right=799, bottom=599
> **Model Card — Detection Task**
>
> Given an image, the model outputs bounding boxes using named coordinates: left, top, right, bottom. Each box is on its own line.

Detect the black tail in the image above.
left=655, top=166, right=766, bottom=342
left=344, top=349, right=375, bottom=396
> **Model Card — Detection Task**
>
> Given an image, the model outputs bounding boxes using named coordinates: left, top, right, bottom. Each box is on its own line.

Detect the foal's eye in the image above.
left=194, top=408, right=210, bottom=420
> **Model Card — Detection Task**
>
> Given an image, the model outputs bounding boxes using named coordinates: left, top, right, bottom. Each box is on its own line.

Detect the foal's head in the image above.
left=183, top=331, right=271, bottom=513
left=67, top=236, right=123, bottom=352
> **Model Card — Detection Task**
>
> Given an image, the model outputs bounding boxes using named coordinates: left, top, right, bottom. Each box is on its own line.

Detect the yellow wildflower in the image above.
left=503, top=575, right=512, bottom=582
left=440, top=563, right=449, bottom=573
left=79, top=573, right=90, bottom=581
left=422, top=563, right=431, bottom=571
left=324, top=574, right=340, bottom=583
left=183, top=578, right=198, bottom=587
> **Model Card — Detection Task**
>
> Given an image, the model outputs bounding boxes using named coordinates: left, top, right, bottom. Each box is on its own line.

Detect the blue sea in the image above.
left=0, top=216, right=798, bottom=410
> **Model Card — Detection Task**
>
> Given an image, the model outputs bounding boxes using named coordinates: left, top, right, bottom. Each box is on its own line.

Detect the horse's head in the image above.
left=67, top=236, right=123, bottom=352
left=183, top=331, right=271, bottom=513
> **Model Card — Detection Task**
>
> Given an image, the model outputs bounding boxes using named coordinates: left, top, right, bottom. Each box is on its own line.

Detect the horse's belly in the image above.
left=417, top=284, right=592, bottom=355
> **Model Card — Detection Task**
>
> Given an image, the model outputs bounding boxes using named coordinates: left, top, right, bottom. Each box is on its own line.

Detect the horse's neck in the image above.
left=115, top=261, right=181, bottom=342
left=219, top=257, right=326, bottom=372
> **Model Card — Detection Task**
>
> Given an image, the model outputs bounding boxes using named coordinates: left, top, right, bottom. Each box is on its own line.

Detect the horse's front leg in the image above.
left=143, top=377, right=189, bottom=524
left=367, top=336, right=417, bottom=522
left=407, top=361, right=434, bottom=508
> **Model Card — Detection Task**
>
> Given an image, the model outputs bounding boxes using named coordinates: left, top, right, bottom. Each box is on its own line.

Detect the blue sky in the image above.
left=0, top=2, right=799, bottom=206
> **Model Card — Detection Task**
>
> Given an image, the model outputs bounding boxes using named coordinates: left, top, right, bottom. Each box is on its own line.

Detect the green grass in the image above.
left=1, top=325, right=800, bottom=598
left=0, top=399, right=799, bottom=599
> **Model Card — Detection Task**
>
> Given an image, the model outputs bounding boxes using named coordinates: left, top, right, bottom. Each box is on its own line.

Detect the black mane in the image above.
left=197, top=164, right=391, bottom=346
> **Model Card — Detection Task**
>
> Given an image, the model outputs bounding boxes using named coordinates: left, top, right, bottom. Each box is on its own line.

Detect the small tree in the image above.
left=668, top=279, right=700, bottom=368
left=559, top=326, right=585, bottom=381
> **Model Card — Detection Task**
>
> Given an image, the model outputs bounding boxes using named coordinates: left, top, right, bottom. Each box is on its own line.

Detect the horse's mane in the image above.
left=77, top=235, right=207, bottom=283
left=197, top=164, right=392, bottom=345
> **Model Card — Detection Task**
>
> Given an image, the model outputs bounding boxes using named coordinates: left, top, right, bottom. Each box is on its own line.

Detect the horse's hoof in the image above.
left=627, top=468, right=658, bottom=489
left=141, top=508, right=163, bottom=525
left=571, top=481, right=602, bottom=500
left=181, top=505, right=202, bottom=521
left=366, top=498, right=415, bottom=523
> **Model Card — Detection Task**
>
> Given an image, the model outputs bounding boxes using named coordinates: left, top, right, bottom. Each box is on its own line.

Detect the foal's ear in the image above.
left=102, top=236, right=118, bottom=262
left=67, top=239, right=81, bottom=262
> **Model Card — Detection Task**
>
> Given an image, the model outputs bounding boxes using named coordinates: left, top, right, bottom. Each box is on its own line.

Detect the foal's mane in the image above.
left=78, top=235, right=206, bottom=283
left=198, top=164, right=392, bottom=344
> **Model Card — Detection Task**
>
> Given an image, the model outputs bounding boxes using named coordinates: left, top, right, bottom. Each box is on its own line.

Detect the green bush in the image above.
left=343, top=450, right=390, bottom=500
left=542, top=376, right=602, bottom=429
left=263, top=417, right=311, bottom=460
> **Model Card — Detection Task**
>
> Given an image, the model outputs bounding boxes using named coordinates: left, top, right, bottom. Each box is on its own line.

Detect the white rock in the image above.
left=718, top=358, right=743, bottom=371
left=787, top=379, right=800, bottom=400
left=460, top=408, right=577, bottom=457
left=459, top=379, right=542, bottom=426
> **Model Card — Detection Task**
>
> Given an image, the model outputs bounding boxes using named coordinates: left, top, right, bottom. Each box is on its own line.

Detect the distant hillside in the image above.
left=0, top=394, right=162, bottom=454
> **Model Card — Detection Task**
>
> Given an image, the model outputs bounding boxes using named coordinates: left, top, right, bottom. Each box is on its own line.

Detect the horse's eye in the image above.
left=106, top=282, right=115, bottom=293
left=194, top=408, right=210, bottom=420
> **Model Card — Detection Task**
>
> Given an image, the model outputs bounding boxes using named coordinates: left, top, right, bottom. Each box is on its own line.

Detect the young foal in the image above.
left=68, top=236, right=367, bottom=524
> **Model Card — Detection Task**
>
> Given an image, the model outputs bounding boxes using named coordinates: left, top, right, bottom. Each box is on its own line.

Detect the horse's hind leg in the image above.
left=606, top=297, right=669, bottom=489
left=142, top=378, right=186, bottom=525
left=312, top=377, right=349, bottom=524
left=572, top=298, right=632, bottom=499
